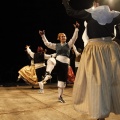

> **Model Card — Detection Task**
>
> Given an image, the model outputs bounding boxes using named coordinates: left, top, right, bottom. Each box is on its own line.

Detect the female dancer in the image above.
left=18, top=45, right=56, bottom=93
left=39, top=21, right=79, bottom=103
left=62, top=0, right=120, bottom=119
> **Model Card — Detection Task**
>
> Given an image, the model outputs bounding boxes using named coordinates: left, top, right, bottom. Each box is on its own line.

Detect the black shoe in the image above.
left=58, top=96, right=65, bottom=103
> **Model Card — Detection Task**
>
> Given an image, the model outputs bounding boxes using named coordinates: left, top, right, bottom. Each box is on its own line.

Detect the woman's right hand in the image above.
left=25, top=45, right=30, bottom=49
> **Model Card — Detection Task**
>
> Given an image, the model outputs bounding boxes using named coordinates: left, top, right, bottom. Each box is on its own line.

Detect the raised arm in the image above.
left=72, top=44, right=81, bottom=57
left=62, top=0, right=88, bottom=20
left=39, top=30, right=56, bottom=50
left=26, top=45, right=34, bottom=58
left=68, top=21, right=79, bottom=48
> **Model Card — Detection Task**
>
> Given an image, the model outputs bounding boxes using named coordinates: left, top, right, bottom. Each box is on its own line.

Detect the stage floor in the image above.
left=0, top=83, right=120, bottom=120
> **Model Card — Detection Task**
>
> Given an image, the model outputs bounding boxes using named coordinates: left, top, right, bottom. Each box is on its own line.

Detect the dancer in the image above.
left=62, top=0, right=120, bottom=119
left=39, top=21, right=79, bottom=103
left=17, top=50, right=37, bottom=89
left=25, top=45, right=56, bottom=93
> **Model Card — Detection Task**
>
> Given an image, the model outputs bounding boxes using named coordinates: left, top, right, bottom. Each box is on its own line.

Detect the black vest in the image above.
left=34, top=53, right=45, bottom=63
left=56, top=43, right=70, bottom=57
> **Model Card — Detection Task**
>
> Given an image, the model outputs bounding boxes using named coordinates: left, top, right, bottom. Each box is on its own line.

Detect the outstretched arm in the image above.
left=26, top=45, right=34, bottom=58
left=39, top=30, right=56, bottom=50
left=68, top=21, right=79, bottom=48
left=62, top=0, right=88, bottom=20
left=72, top=44, right=81, bottom=57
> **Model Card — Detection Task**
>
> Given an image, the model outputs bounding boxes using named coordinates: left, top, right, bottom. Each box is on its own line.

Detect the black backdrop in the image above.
left=1, top=0, right=120, bottom=85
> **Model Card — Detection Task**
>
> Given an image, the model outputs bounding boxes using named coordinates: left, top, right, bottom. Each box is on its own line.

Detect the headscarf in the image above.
left=86, top=5, right=120, bottom=25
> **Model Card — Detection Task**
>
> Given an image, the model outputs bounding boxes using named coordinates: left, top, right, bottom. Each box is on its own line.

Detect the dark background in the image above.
left=1, top=0, right=120, bottom=85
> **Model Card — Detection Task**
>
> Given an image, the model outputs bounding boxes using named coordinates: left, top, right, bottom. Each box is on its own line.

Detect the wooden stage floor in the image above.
left=0, top=83, right=120, bottom=120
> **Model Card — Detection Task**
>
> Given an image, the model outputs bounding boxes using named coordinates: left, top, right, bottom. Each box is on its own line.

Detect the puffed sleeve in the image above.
left=62, top=0, right=89, bottom=20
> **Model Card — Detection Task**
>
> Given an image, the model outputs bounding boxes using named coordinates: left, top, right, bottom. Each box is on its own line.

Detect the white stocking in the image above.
left=38, top=82, right=44, bottom=90
left=58, top=87, right=64, bottom=98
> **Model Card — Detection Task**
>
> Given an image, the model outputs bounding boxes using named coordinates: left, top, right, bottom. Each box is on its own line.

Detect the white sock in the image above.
left=58, top=88, right=63, bottom=98
left=18, top=74, right=21, bottom=78
left=38, top=82, right=44, bottom=90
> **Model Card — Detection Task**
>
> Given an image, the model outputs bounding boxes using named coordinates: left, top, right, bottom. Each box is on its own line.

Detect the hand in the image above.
left=25, top=45, right=30, bottom=49
left=39, top=30, right=45, bottom=36
left=73, top=21, right=80, bottom=29
left=44, top=49, right=47, bottom=53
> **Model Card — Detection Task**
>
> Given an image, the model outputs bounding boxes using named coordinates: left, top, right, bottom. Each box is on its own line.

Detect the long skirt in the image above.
left=18, top=65, right=38, bottom=85
left=73, top=38, right=120, bottom=119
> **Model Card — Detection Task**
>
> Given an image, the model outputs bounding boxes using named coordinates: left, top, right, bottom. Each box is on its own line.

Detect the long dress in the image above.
left=62, top=0, right=120, bottom=119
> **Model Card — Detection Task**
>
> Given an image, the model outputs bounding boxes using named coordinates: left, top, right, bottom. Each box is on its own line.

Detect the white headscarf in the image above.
left=86, top=5, right=120, bottom=25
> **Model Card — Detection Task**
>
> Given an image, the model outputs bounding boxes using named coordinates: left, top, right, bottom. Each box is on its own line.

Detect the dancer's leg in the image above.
left=42, top=58, right=56, bottom=83
left=58, top=81, right=66, bottom=103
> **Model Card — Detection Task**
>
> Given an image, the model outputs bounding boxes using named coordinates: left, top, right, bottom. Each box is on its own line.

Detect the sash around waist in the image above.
left=89, top=37, right=112, bottom=42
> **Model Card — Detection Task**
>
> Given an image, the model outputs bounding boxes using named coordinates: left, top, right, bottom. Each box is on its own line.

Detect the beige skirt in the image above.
left=18, top=65, right=38, bottom=85
left=73, top=38, right=120, bottom=119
